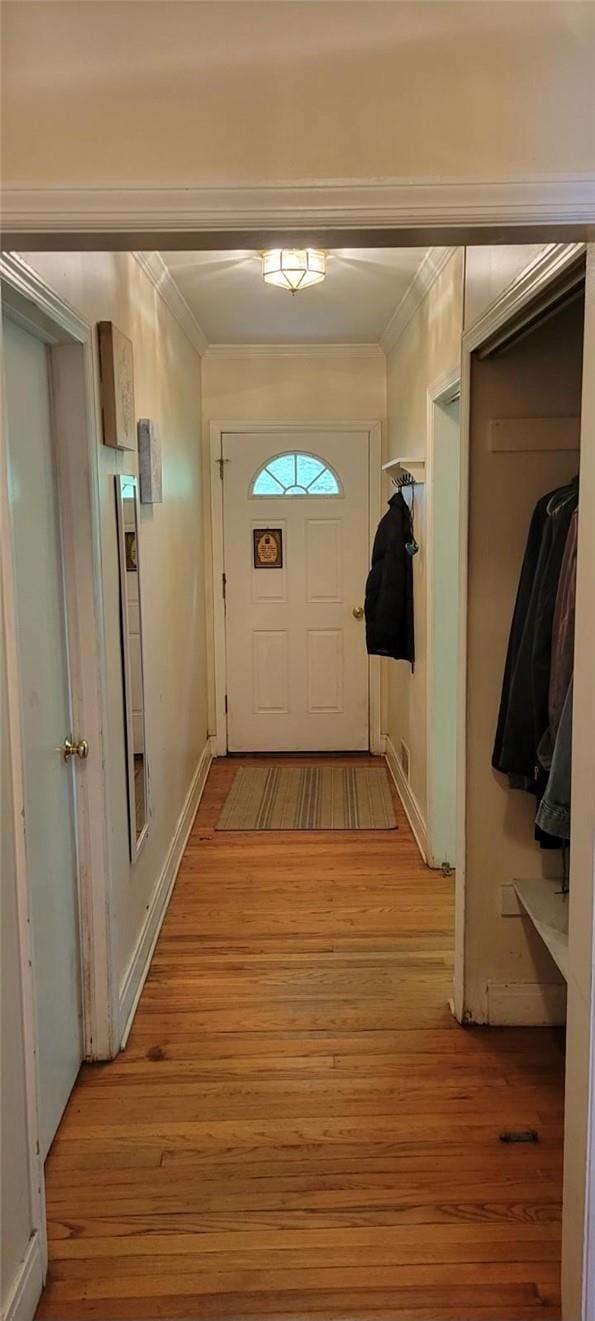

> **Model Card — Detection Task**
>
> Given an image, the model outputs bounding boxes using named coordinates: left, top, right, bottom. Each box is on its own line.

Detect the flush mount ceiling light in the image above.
left=261, top=248, right=327, bottom=294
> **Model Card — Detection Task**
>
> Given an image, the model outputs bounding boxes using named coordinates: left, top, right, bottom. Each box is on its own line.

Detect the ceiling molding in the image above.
left=2, top=176, right=595, bottom=244
left=380, top=247, right=458, bottom=353
left=462, top=241, right=586, bottom=352
left=132, top=251, right=208, bottom=355
left=203, top=342, right=385, bottom=361
left=0, top=251, right=91, bottom=343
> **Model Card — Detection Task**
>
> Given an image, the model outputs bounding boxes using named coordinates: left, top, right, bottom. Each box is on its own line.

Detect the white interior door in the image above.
left=4, top=313, right=83, bottom=1158
left=223, top=431, right=370, bottom=752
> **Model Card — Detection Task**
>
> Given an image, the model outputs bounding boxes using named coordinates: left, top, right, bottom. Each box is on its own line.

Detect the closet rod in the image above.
left=477, top=260, right=586, bottom=360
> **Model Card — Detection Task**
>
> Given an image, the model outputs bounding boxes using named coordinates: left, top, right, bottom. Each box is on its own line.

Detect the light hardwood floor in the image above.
left=37, top=754, right=565, bottom=1320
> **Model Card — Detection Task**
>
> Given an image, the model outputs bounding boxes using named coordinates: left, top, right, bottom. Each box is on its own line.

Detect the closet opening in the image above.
left=462, top=260, right=587, bottom=1308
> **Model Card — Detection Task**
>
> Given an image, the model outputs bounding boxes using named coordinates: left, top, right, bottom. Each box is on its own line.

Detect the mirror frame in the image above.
left=114, top=473, right=149, bottom=861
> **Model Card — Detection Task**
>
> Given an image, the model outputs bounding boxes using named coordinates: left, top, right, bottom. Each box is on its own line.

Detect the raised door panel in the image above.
left=306, top=519, right=343, bottom=603
left=307, top=630, right=344, bottom=713
left=252, top=631, right=289, bottom=713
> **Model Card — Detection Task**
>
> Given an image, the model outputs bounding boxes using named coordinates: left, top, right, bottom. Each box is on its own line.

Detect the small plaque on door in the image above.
left=253, top=528, right=283, bottom=569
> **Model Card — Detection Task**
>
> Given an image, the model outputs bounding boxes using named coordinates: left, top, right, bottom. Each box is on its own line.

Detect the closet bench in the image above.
left=513, top=878, right=569, bottom=981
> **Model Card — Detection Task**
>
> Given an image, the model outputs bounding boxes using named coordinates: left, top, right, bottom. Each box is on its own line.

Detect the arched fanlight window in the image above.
left=251, top=452, right=342, bottom=497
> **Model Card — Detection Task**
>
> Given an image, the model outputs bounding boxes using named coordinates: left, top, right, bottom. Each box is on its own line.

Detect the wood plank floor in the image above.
left=37, top=754, right=565, bottom=1320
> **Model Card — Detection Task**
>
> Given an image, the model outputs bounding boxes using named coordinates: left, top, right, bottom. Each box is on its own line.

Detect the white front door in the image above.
left=223, top=431, right=370, bottom=752
left=4, top=314, right=83, bottom=1158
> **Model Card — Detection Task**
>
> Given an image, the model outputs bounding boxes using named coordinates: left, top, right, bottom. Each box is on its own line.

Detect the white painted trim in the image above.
left=131, top=251, right=208, bottom=356
left=209, top=425, right=228, bottom=758
left=368, top=423, right=383, bottom=756
left=118, top=740, right=213, bottom=1047
left=381, top=248, right=457, bottom=353
left=486, top=981, right=566, bottom=1027
left=425, top=368, right=461, bottom=871
left=1, top=251, right=116, bottom=1062
left=204, top=343, right=385, bottom=360
left=385, top=734, right=428, bottom=863
left=2, top=176, right=595, bottom=236
left=0, top=252, right=90, bottom=340
left=3, top=1232, right=44, bottom=1321
left=463, top=242, right=586, bottom=350
left=208, top=420, right=383, bottom=757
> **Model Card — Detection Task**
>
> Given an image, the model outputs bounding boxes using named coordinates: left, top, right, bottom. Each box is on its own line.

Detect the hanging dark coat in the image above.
left=365, top=491, right=414, bottom=665
left=492, top=479, right=578, bottom=785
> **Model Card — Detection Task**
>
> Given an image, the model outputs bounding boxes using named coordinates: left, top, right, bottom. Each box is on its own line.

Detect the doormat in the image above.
left=216, top=765, right=397, bottom=831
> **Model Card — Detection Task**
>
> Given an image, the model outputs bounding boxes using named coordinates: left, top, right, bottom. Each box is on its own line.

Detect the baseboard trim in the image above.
left=385, top=735, right=428, bottom=863
left=4, top=1232, right=44, bottom=1321
left=118, top=740, right=212, bottom=1047
left=486, top=980, right=567, bottom=1026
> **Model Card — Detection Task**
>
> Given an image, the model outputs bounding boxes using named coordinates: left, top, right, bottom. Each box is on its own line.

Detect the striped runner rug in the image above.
left=216, top=765, right=397, bottom=831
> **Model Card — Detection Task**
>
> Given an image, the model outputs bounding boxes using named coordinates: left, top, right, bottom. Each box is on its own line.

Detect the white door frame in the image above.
left=1, top=252, right=116, bottom=1290
left=425, top=368, right=461, bottom=870
left=453, top=241, right=591, bottom=1320
left=208, top=420, right=383, bottom=757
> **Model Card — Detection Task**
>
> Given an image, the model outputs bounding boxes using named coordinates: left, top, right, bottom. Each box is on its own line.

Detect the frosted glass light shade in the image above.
left=262, top=249, right=326, bottom=292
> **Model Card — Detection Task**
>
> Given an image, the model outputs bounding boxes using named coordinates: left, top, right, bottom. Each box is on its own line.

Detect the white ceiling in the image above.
left=159, top=247, right=432, bottom=346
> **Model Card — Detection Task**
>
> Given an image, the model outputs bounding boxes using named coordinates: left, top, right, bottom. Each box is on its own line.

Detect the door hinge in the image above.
left=217, top=456, right=229, bottom=481
left=222, top=571, right=227, bottom=601
left=224, top=694, right=228, bottom=714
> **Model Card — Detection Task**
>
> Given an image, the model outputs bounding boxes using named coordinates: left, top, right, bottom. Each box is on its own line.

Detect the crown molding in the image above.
left=0, top=251, right=91, bottom=342
left=2, top=176, right=594, bottom=243
left=132, top=251, right=208, bottom=355
left=462, top=241, right=586, bottom=351
left=203, top=342, right=385, bottom=361
left=380, top=247, right=458, bottom=353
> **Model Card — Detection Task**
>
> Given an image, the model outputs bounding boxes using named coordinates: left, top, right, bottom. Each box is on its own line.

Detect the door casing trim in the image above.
left=425, top=367, right=461, bottom=871
left=208, top=419, right=383, bottom=757
left=454, top=240, right=591, bottom=1321
left=1, top=250, right=116, bottom=1292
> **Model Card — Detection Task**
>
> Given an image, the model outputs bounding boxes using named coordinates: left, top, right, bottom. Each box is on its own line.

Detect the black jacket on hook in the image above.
left=365, top=491, right=415, bottom=665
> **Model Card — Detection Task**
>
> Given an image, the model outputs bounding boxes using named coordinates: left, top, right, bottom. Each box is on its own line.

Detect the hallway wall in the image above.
left=384, top=249, right=464, bottom=848
left=16, top=252, right=208, bottom=1028
left=3, top=2, right=595, bottom=189
left=201, top=347, right=387, bottom=735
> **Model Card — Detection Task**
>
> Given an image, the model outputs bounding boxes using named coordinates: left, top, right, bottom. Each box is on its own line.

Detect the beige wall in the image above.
left=1, top=598, right=35, bottom=1316
left=384, top=250, right=464, bottom=828
left=2, top=3, right=595, bottom=188
left=17, top=252, right=208, bottom=1009
left=203, top=352, right=386, bottom=425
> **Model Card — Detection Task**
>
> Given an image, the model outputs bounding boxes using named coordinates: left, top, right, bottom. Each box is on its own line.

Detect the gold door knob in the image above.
left=352, top=606, right=364, bottom=620
left=63, top=737, right=89, bottom=762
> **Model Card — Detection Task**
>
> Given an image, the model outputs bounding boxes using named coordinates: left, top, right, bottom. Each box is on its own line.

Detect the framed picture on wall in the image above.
left=138, top=417, right=163, bottom=504
left=253, top=528, right=283, bottom=568
left=97, top=320, right=136, bottom=450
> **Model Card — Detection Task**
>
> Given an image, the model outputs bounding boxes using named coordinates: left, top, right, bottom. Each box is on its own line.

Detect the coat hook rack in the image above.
left=381, top=458, right=423, bottom=556
left=382, top=456, right=426, bottom=486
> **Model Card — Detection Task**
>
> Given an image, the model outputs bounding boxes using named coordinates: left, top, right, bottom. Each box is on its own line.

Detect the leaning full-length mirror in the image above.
left=115, top=474, right=149, bottom=859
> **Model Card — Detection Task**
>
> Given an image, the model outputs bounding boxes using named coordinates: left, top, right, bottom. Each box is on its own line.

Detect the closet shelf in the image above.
left=513, top=878, right=569, bottom=981
left=382, top=457, right=426, bottom=485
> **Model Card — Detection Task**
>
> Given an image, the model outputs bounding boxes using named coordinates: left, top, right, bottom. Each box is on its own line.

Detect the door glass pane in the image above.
left=251, top=452, right=341, bottom=497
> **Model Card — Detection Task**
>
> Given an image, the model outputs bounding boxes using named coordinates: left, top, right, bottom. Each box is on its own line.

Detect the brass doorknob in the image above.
left=352, top=606, right=364, bottom=620
left=63, top=737, right=89, bottom=762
